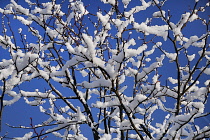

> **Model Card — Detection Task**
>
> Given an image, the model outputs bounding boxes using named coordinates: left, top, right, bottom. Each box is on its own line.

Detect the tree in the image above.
left=0, top=0, right=209, bottom=139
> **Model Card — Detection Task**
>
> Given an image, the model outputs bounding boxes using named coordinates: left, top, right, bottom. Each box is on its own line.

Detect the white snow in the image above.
left=33, top=2, right=53, bottom=15
left=173, top=12, right=191, bottom=36
left=10, top=0, right=30, bottom=15
left=0, top=65, right=15, bottom=80
left=135, top=94, right=147, bottom=103
left=97, top=12, right=111, bottom=30
left=168, top=77, right=178, bottom=84
left=153, top=10, right=165, bottom=18
left=124, top=39, right=147, bottom=57
left=25, top=0, right=35, bottom=5
left=183, top=35, right=199, bottom=49
left=20, top=90, right=56, bottom=99
left=0, top=7, right=13, bottom=14
left=76, top=107, right=86, bottom=122
left=202, top=67, right=210, bottom=75
left=104, top=63, right=116, bottom=79
left=46, top=27, right=58, bottom=39
left=133, top=22, right=168, bottom=41
left=100, top=134, right=112, bottom=140
left=205, top=80, right=210, bottom=86
left=71, top=1, right=89, bottom=15
left=18, top=28, right=22, bottom=33
left=124, top=0, right=151, bottom=17
left=39, top=106, right=46, bottom=112
left=80, top=70, right=88, bottom=77
left=192, top=102, right=204, bottom=113
left=3, top=92, right=21, bottom=106
left=24, top=97, right=46, bottom=106
left=144, top=45, right=156, bottom=56
left=189, top=13, right=198, bottom=22
left=93, top=57, right=105, bottom=67
left=113, top=19, right=129, bottom=37
left=137, top=62, right=161, bottom=81
left=13, top=132, right=33, bottom=140
left=164, top=51, right=177, bottom=62
left=66, top=42, right=75, bottom=53
left=145, top=58, right=151, bottom=62
left=92, top=97, right=121, bottom=108
left=0, top=0, right=209, bottom=139
left=81, top=78, right=111, bottom=88
left=52, top=132, right=63, bottom=137
left=82, top=33, right=96, bottom=58
left=100, top=0, right=115, bottom=5
left=15, top=16, right=32, bottom=25
left=187, top=54, right=195, bottom=61
left=122, top=0, right=131, bottom=8
left=152, top=74, right=159, bottom=83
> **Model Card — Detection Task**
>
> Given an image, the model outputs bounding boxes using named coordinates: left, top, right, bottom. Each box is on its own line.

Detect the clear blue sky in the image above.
left=0, top=0, right=209, bottom=139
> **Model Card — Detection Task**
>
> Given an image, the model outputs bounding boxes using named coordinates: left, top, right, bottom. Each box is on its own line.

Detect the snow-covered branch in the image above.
left=0, top=0, right=209, bottom=139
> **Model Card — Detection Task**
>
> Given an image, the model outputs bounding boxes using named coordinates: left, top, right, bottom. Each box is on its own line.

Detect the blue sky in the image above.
left=0, top=0, right=209, bottom=139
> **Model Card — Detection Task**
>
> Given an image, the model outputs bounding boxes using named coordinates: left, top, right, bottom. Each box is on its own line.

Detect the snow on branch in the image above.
left=0, top=0, right=209, bottom=139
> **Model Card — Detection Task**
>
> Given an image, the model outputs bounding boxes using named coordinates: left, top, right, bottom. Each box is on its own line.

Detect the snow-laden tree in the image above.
left=0, top=0, right=209, bottom=139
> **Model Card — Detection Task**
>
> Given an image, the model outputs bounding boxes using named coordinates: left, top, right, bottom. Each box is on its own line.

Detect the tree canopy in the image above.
left=0, top=0, right=209, bottom=139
